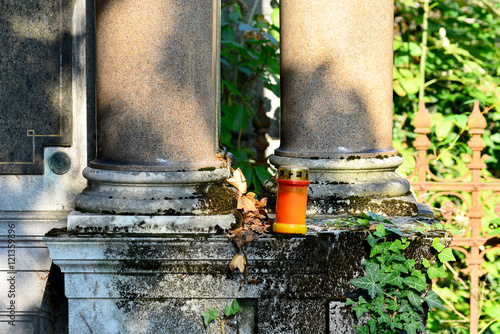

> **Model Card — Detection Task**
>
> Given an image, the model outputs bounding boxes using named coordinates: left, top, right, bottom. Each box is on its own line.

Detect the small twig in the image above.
left=220, top=317, right=228, bottom=334
left=443, top=261, right=469, bottom=290
left=435, top=290, right=469, bottom=322
left=478, top=317, right=500, bottom=334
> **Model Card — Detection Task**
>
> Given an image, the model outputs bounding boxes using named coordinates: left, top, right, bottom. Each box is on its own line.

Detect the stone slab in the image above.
left=0, top=213, right=68, bottom=332
left=0, top=0, right=72, bottom=174
left=0, top=0, right=88, bottom=211
left=45, top=218, right=439, bottom=333
left=67, top=211, right=235, bottom=233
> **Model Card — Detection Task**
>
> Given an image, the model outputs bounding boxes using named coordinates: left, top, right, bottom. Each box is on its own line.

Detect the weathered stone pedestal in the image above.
left=45, top=212, right=436, bottom=334
left=269, top=0, right=413, bottom=215
left=42, top=0, right=430, bottom=333
left=69, top=0, right=233, bottom=231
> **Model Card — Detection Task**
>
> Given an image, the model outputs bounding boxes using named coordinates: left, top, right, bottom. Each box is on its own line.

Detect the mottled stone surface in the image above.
left=45, top=212, right=438, bottom=333
left=0, top=0, right=72, bottom=174
left=91, top=0, right=220, bottom=171
left=268, top=155, right=413, bottom=213
left=73, top=167, right=234, bottom=215
left=277, top=0, right=395, bottom=158
left=0, top=212, right=68, bottom=333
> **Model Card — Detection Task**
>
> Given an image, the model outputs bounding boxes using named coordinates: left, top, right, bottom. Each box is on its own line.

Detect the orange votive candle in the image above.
left=273, top=166, right=310, bottom=234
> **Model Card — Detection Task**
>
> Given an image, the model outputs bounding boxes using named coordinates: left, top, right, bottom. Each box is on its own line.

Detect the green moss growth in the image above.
left=308, top=196, right=418, bottom=216
left=196, top=184, right=237, bottom=215
left=230, top=209, right=244, bottom=230
left=346, top=156, right=361, bottom=161
left=198, top=166, right=217, bottom=172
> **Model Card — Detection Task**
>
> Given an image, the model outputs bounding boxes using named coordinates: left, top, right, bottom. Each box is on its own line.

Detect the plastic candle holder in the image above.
left=273, top=165, right=310, bottom=234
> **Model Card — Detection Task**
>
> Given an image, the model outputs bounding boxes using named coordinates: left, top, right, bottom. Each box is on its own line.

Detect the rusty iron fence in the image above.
left=407, top=100, right=500, bottom=334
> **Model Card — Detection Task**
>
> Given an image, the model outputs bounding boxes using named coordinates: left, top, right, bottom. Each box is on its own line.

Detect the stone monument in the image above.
left=0, top=0, right=438, bottom=333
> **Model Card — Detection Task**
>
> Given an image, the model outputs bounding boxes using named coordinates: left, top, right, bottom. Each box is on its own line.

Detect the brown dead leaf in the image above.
left=255, top=197, right=267, bottom=209
left=238, top=193, right=257, bottom=212
left=369, top=224, right=377, bottom=231
left=226, top=168, right=247, bottom=193
left=229, top=254, right=246, bottom=272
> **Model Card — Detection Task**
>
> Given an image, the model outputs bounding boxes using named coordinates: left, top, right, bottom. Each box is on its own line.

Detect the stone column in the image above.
left=70, top=0, right=235, bottom=230
left=269, top=0, right=414, bottom=215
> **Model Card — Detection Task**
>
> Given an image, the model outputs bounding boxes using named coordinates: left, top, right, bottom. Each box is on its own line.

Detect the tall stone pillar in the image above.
left=269, top=0, right=414, bottom=215
left=70, top=0, right=234, bottom=230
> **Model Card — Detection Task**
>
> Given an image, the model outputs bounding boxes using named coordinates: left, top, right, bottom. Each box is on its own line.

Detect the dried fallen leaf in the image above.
left=255, top=197, right=267, bottom=209
left=216, top=153, right=231, bottom=171
left=226, top=168, right=247, bottom=194
left=369, top=224, right=377, bottom=231
left=229, top=254, right=246, bottom=273
left=238, top=193, right=257, bottom=212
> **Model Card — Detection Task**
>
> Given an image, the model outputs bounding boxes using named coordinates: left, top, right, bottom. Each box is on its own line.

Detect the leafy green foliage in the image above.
left=202, top=299, right=240, bottom=330
left=346, top=213, right=449, bottom=334
left=393, top=0, right=500, bottom=178
left=220, top=2, right=279, bottom=192
left=202, top=308, right=218, bottom=327
left=224, top=299, right=240, bottom=317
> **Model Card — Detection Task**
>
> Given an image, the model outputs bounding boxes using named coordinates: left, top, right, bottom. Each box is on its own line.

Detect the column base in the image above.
left=74, top=167, right=235, bottom=215
left=268, top=155, right=416, bottom=216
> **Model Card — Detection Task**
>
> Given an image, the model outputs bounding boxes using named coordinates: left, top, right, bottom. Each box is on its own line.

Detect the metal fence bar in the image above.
left=408, top=100, right=500, bottom=334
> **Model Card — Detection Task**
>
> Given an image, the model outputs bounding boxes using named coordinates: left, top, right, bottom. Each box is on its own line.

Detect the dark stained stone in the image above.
left=0, top=0, right=72, bottom=174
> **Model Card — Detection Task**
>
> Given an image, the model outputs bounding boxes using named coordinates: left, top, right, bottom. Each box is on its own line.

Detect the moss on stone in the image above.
left=197, top=166, right=216, bottom=172
left=346, top=156, right=361, bottom=161
left=196, top=184, right=237, bottom=215
left=231, top=209, right=244, bottom=230
left=308, top=196, right=418, bottom=216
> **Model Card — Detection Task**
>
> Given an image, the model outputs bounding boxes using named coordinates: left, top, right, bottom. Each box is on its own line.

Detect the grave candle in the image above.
left=273, top=166, right=310, bottom=235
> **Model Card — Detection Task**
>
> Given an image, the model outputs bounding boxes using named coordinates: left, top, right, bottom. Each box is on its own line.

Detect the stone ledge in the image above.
left=45, top=214, right=440, bottom=333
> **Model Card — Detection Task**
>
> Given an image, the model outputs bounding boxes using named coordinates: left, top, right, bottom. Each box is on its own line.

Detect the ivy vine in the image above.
left=346, top=213, right=455, bottom=334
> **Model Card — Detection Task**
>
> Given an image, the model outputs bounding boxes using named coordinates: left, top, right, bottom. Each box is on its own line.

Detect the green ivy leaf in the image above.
left=345, top=298, right=355, bottom=306
left=366, top=234, right=381, bottom=248
left=202, top=308, right=218, bottom=327
left=386, top=298, right=398, bottom=311
left=374, top=224, right=390, bottom=238
left=404, top=289, right=422, bottom=307
left=422, top=258, right=430, bottom=268
left=393, top=261, right=409, bottom=275
left=224, top=299, right=240, bottom=317
left=399, top=300, right=413, bottom=313
left=370, top=242, right=391, bottom=258
left=404, top=322, right=418, bottom=334
left=427, top=264, right=447, bottom=279
left=386, top=226, right=406, bottom=237
left=357, top=218, right=371, bottom=226
left=388, top=239, right=402, bottom=253
left=432, top=238, right=445, bottom=252
left=403, top=276, right=427, bottom=292
left=378, top=312, right=392, bottom=325
left=350, top=265, right=383, bottom=299
left=411, top=268, right=426, bottom=280
left=387, top=273, right=405, bottom=289
left=356, top=326, right=370, bottom=334
left=367, top=318, right=377, bottom=333
left=424, top=290, right=445, bottom=311
left=353, top=304, right=370, bottom=319
left=438, top=248, right=456, bottom=262
left=367, top=212, right=388, bottom=222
